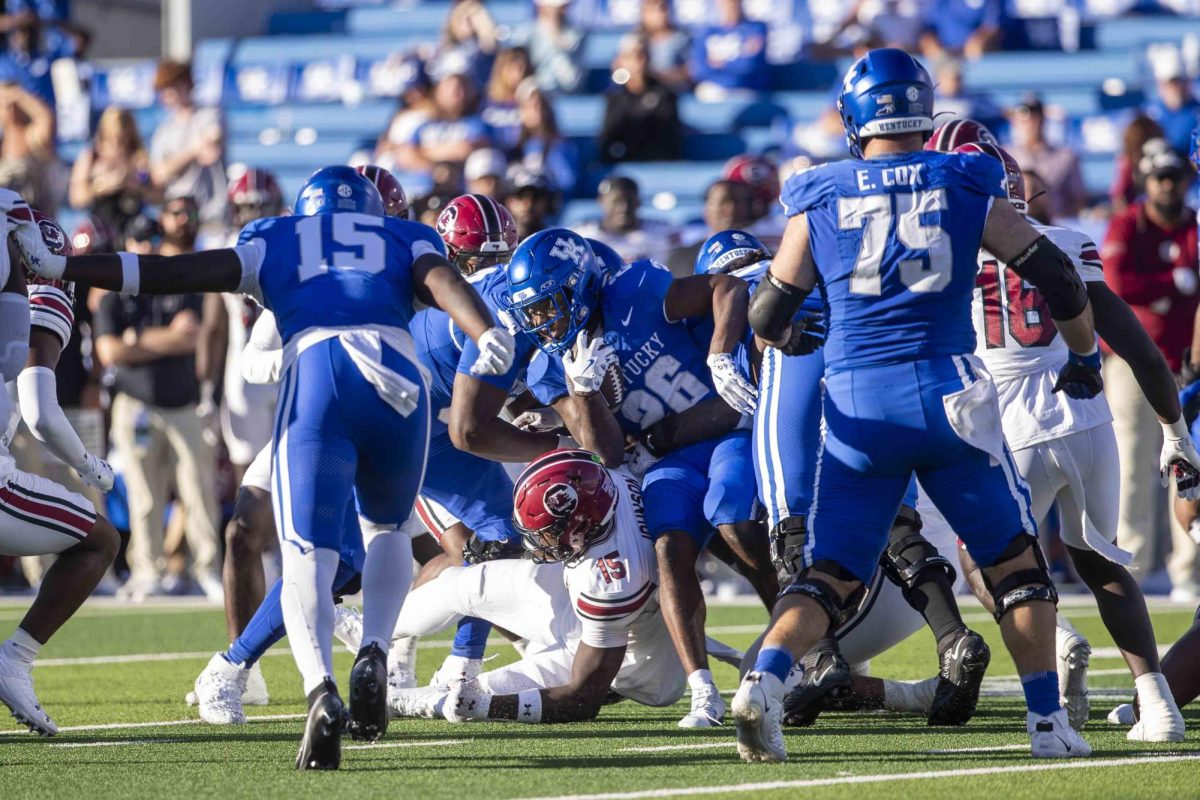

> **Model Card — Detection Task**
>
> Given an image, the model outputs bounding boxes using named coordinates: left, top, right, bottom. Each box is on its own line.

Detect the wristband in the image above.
left=118, top=252, right=140, bottom=295
left=1162, top=417, right=1189, bottom=441
left=516, top=688, right=543, bottom=723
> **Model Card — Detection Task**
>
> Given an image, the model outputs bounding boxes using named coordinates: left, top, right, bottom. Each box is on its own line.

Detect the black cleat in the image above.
left=781, top=645, right=853, bottom=727
left=296, top=679, right=347, bottom=770
left=348, top=643, right=389, bottom=742
left=927, top=629, right=990, bottom=726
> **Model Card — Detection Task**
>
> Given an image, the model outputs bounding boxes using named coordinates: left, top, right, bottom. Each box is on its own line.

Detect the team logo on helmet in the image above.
left=435, top=204, right=459, bottom=236
left=544, top=484, right=579, bottom=517
left=906, top=86, right=920, bottom=102
left=549, top=237, right=585, bottom=265
left=37, top=219, right=66, bottom=253
left=337, top=183, right=353, bottom=199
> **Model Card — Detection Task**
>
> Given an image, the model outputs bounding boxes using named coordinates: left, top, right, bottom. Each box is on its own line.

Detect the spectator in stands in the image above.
left=432, top=0, right=498, bottom=86
left=149, top=60, right=226, bottom=234
left=465, top=147, right=509, bottom=197
left=482, top=46, right=534, bottom=151
left=504, top=164, right=558, bottom=239
left=413, top=191, right=456, bottom=227
left=1102, top=141, right=1199, bottom=600
left=374, top=57, right=434, bottom=171
left=1007, top=94, right=1085, bottom=220
left=636, top=0, right=691, bottom=92
left=919, top=0, right=1004, bottom=60
left=0, top=78, right=53, bottom=212
left=599, top=34, right=681, bottom=163
left=931, top=55, right=1002, bottom=131
left=1022, top=168, right=1053, bottom=226
left=431, top=159, right=466, bottom=196
left=512, top=79, right=576, bottom=193
left=515, top=0, right=585, bottom=95
left=396, top=71, right=490, bottom=172
left=665, top=178, right=753, bottom=276
left=0, top=10, right=68, bottom=107
left=1146, top=51, right=1200, bottom=156
left=831, top=0, right=925, bottom=52
left=95, top=211, right=222, bottom=603
left=689, top=0, right=768, bottom=102
left=69, top=106, right=151, bottom=236
left=792, top=108, right=850, bottom=160
left=1110, top=114, right=1165, bottom=214
left=576, top=175, right=679, bottom=264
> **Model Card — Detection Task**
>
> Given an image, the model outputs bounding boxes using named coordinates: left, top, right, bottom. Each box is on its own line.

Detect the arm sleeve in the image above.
left=1056, top=228, right=1105, bottom=283
left=1102, top=214, right=1174, bottom=305
left=242, top=309, right=283, bottom=385
left=17, top=366, right=87, bottom=468
left=231, top=239, right=266, bottom=304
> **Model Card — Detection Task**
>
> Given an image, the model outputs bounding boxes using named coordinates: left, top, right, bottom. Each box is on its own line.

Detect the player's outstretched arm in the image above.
left=981, top=200, right=1095, bottom=355
left=449, top=373, right=562, bottom=462
left=412, top=253, right=514, bottom=376
left=484, top=643, right=626, bottom=723
left=1090, top=284, right=1179, bottom=422
left=749, top=213, right=816, bottom=347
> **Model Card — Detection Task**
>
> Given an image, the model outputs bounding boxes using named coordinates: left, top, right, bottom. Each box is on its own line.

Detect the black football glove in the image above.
left=1052, top=349, right=1103, bottom=399
left=777, top=313, right=826, bottom=356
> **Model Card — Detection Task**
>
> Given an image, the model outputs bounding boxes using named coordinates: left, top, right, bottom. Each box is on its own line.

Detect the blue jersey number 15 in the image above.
left=295, top=213, right=387, bottom=282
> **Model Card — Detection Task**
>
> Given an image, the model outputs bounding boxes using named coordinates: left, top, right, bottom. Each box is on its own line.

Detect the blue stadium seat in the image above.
left=1080, top=151, right=1116, bottom=196
left=345, top=2, right=532, bottom=34
left=268, top=9, right=347, bottom=35
left=964, top=51, right=1138, bottom=90
left=224, top=102, right=396, bottom=139
left=603, top=162, right=723, bottom=201
left=1094, top=14, right=1192, bottom=50
left=231, top=34, right=420, bottom=64
left=227, top=138, right=368, bottom=170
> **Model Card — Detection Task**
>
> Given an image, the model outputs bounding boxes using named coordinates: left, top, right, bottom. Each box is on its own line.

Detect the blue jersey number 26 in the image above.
left=838, top=189, right=953, bottom=296
left=295, top=213, right=386, bottom=282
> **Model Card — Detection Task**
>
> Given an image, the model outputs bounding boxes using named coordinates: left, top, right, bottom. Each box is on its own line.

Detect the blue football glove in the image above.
left=1052, top=348, right=1103, bottom=399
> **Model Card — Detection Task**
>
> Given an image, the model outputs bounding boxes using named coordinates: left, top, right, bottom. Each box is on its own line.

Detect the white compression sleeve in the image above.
left=359, top=521, right=414, bottom=653
left=241, top=309, right=283, bottom=385
left=17, top=367, right=87, bottom=469
left=279, top=544, right=341, bottom=695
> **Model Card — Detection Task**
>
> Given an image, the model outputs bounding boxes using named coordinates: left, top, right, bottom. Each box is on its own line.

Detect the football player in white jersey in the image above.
left=948, top=142, right=1193, bottom=740
left=385, top=450, right=737, bottom=722
left=0, top=204, right=121, bottom=735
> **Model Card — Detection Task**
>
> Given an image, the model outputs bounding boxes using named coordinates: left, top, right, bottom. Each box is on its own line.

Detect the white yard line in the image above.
left=620, top=742, right=733, bottom=753
left=515, top=754, right=1200, bottom=800
left=345, top=739, right=468, bottom=750
left=32, top=638, right=455, bottom=668
left=0, top=713, right=305, bottom=737
left=49, top=737, right=184, bottom=748
left=923, top=744, right=1030, bottom=754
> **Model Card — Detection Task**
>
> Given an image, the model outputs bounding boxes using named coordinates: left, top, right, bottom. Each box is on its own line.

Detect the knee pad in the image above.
left=981, top=534, right=1058, bottom=621
left=778, top=562, right=860, bottom=627
left=881, top=506, right=956, bottom=591
left=769, top=515, right=808, bottom=582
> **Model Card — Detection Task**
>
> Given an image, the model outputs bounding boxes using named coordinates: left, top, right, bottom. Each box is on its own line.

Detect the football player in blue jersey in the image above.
left=5, top=167, right=516, bottom=770
left=503, top=228, right=777, bottom=728
left=731, top=49, right=1100, bottom=762
left=696, top=229, right=992, bottom=728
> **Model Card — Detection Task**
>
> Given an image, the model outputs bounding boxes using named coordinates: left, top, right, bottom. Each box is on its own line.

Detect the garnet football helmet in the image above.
left=721, top=154, right=780, bottom=219
left=924, top=118, right=998, bottom=153
left=436, top=193, right=519, bottom=275
left=954, top=141, right=1027, bottom=212
left=513, top=449, right=618, bottom=564
left=228, top=166, right=284, bottom=227
left=356, top=164, right=410, bottom=219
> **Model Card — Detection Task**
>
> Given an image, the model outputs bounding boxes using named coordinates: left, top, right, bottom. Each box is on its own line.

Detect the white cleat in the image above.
left=1056, top=622, right=1090, bottom=730
left=1029, top=709, right=1092, bottom=758
left=388, top=685, right=449, bottom=719
left=189, top=653, right=249, bottom=725
left=242, top=662, right=270, bottom=706
left=0, top=652, right=57, bottom=736
left=429, top=655, right=482, bottom=689
left=678, top=681, right=726, bottom=728
left=733, top=671, right=786, bottom=763
left=387, top=637, right=418, bottom=693
left=1128, top=698, right=1185, bottom=743
left=333, top=605, right=364, bottom=654
left=1108, top=703, right=1136, bottom=726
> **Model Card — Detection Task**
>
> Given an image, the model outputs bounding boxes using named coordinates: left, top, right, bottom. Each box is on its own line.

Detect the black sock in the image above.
left=902, top=573, right=967, bottom=652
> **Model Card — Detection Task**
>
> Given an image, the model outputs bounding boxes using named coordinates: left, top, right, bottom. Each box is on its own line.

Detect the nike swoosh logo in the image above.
left=622, top=308, right=633, bottom=326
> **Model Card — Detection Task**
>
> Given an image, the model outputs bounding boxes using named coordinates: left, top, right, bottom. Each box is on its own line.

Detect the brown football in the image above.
left=599, top=359, right=626, bottom=410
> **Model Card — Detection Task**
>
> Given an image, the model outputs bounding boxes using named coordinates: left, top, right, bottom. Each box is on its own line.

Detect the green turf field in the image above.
left=0, top=597, right=1196, bottom=799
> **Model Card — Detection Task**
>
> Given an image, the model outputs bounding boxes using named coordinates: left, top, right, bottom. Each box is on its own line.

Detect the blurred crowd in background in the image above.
left=0, top=0, right=1199, bottom=603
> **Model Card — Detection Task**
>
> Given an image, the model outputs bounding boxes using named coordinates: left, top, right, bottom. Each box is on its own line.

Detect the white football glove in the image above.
left=707, top=352, right=757, bottom=415
left=470, top=327, right=516, bottom=377
left=625, top=442, right=659, bottom=479
left=512, top=407, right=563, bottom=432
left=443, top=679, right=492, bottom=723
left=1160, top=419, right=1200, bottom=500
left=563, top=331, right=617, bottom=396
left=75, top=452, right=114, bottom=492
left=10, top=211, right=65, bottom=280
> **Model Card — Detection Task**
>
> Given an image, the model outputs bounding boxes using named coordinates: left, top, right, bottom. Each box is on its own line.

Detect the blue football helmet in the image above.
left=585, top=238, right=624, bottom=284
left=504, top=228, right=601, bottom=355
left=294, top=165, right=385, bottom=217
left=1190, top=123, right=1200, bottom=171
left=837, top=48, right=934, bottom=158
left=694, top=229, right=769, bottom=275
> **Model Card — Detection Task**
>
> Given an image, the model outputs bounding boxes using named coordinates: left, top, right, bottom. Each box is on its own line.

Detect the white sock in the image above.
left=688, top=668, right=715, bottom=691
left=359, top=523, right=413, bottom=653
left=280, top=544, right=340, bottom=696
left=2, top=628, right=41, bottom=667
left=1134, top=672, right=1175, bottom=710
left=389, top=635, right=417, bottom=669
left=882, top=677, right=938, bottom=713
